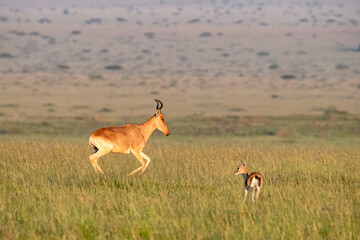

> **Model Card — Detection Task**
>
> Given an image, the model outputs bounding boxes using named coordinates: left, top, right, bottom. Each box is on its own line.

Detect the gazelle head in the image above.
left=235, top=162, right=248, bottom=175
left=154, top=99, right=170, bottom=136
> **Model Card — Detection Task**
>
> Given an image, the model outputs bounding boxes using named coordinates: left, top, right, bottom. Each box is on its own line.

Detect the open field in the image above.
left=0, top=0, right=359, bottom=239
left=1, top=114, right=360, bottom=239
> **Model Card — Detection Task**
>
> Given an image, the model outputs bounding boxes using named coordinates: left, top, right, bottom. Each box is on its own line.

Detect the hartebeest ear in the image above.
left=155, top=109, right=161, bottom=116
left=244, top=162, right=247, bottom=166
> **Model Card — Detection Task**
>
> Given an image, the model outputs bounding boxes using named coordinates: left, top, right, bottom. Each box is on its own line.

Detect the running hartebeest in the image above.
left=89, top=99, right=170, bottom=176
left=235, top=162, right=263, bottom=204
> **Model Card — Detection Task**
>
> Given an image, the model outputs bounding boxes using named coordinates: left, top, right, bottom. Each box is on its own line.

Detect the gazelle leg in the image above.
left=243, top=190, right=248, bottom=205
left=252, top=190, right=256, bottom=204
left=138, top=152, right=151, bottom=175
left=128, top=152, right=146, bottom=176
left=256, top=187, right=261, bottom=201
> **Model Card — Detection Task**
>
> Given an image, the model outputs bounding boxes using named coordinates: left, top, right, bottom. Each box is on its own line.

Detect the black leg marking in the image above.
left=93, top=146, right=98, bottom=153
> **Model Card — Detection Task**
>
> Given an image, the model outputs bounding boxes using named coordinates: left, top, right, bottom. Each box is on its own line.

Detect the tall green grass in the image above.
left=0, top=138, right=359, bottom=239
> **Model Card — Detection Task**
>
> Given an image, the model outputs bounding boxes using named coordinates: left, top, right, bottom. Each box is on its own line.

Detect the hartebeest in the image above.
left=235, top=162, right=263, bottom=204
left=89, top=99, right=170, bottom=176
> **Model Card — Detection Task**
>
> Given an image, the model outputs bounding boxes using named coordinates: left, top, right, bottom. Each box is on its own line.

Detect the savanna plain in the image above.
left=1, top=0, right=360, bottom=239
left=1, top=113, right=360, bottom=239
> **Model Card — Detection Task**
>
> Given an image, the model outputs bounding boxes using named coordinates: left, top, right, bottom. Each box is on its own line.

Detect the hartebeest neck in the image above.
left=139, top=115, right=157, bottom=143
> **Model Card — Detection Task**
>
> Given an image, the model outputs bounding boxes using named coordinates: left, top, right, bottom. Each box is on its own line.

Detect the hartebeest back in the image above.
left=89, top=99, right=170, bottom=176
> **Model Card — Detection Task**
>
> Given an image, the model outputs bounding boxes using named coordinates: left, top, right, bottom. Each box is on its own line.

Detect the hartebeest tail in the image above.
left=89, top=99, right=170, bottom=176
left=235, top=162, right=263, bottom=204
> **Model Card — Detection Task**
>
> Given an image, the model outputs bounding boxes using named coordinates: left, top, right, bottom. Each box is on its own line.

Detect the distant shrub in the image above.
left=0, top=104, right=19, bottom=108
left=0, top=53, right=13, bottom=58
left=0, top=16, right=8, bottom=22
left=281, top=74, right=296, bottom=80
left=335, top=64, right=349, bottom=70
left=142, top=49, right=151, bottom=55
left=88, top=74, right=103, bottom=80
left=229, top=108, right=244, bottom=112
left=116, top=17, right=127, bottom=22
left=9, top=30, right=26, bottom=36
left=188, top=18, right=200, bottom=24
left=29, top=31, right=40, bottom=36
left=269, top=64, right=279, bottom=70
left=144, top=32, right=155, bottom=39
left=257, top=51, right=269, bottom=56
left=57, top=65, right=70, bottom=69
left=85, top=18, right=102, bottom=24
left=73, top=105, right=89, bottom=109
left=38, top=18, right=52, bottom=23
left=71, top=30, right=81, bottom=35
left=98, top=108, right=112, bottom=113
left=104, top=65, right=122, bottom=70
left=323, top=106, right=348, bottom=120
left=43, top=103, right=55, bottom=107
left=199, top=32, right=212, bottom=37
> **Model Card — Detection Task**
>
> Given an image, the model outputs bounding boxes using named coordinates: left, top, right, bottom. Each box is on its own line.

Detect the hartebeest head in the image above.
left=154, top=99, right=170, bottom=136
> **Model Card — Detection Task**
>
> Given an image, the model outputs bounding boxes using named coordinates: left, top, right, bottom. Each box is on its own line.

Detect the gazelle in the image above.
left=89, top=99, right=170, bottom=176
left=235, top=162, right=263, bottom=204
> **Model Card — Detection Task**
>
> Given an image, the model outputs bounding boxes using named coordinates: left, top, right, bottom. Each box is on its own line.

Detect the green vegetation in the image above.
left=0, top=113, right=359, bottom=239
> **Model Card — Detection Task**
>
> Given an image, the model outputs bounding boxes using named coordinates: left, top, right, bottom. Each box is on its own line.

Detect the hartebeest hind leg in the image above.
left=89, top=151, right=109, bottom=174
left=128, top=152, right=147, bottom=176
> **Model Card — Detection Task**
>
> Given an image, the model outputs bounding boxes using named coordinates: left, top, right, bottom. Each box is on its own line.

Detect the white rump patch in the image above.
left=250, top=178, right=260, bottom=190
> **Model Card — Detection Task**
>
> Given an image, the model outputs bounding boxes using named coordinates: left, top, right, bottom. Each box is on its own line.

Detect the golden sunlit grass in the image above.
left=0, top=136, right=359, bottom=239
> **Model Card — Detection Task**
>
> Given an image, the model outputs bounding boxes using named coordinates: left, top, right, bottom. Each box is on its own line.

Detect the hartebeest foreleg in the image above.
left=128, top=152, right=146, bottom=176
left=139, top=152, right=151, bottom=174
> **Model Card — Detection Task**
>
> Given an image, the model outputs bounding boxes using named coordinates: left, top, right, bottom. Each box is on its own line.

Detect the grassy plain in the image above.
left=0, top=112, right=359, bottom=239
left=0, top=0, right=359, bottom=239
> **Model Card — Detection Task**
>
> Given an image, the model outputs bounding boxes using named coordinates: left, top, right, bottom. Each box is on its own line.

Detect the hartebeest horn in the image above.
left=154, top=99, right=163, bottom=110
